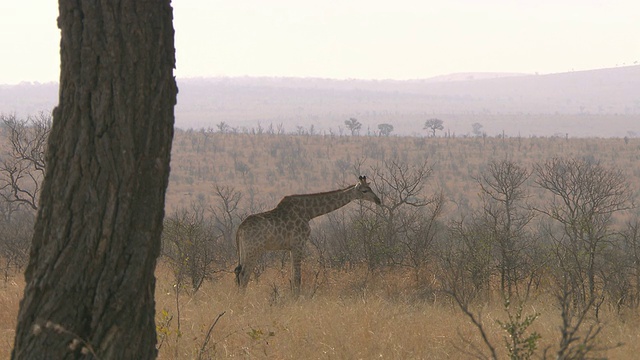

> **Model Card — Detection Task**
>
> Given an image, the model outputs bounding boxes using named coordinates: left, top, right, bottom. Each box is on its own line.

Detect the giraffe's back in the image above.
left=237, top=209, right=310, bottom=252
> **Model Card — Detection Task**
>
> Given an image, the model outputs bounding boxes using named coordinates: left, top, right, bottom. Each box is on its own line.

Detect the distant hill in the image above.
left=2, top=66, right=639, bottom=137
left=422, top=72, right=528, bottom=82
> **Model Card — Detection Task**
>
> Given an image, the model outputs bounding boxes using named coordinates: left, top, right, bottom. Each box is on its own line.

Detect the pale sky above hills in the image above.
left=1, top=1, right=638, bottom=84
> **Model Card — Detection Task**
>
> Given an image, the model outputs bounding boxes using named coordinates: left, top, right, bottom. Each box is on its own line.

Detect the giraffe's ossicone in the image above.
left=234, top=176, right=381, bottom=294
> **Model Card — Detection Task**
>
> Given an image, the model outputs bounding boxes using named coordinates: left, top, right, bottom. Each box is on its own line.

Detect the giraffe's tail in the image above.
left=234, top=264, right=243, bottom=286
left=234, top=225, right=244, bottom=287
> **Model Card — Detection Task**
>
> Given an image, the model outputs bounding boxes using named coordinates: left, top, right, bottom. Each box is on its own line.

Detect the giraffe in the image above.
left=234, top=176, right=381, bottom=294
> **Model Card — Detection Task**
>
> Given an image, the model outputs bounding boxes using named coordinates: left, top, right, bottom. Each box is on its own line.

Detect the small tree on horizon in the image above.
left=472, top=122, right=484, bottom=137
left=424, top=118, right=444, bottom=137
left=378, top=123, right=394, bottom=136
left=345, top=117, right=362, bottom=136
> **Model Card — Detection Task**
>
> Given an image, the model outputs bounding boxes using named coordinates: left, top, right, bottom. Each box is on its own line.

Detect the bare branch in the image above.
left=0, top=112, right=50, bottom=211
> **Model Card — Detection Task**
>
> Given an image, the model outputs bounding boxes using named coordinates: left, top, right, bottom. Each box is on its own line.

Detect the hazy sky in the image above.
left=1, top=1, right=638, bottom=84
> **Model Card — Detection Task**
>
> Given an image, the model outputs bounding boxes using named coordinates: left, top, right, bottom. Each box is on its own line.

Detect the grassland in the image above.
left=2, top=264, right=639, bottom=359
left=3, top=130, right=640, bottom=358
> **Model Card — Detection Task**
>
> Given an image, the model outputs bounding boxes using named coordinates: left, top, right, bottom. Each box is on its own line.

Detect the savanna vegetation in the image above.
left=2, top=113, right=640, bottom=358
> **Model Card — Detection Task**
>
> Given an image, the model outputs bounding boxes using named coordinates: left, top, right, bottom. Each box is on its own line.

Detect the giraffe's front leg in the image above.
left=290, top=248, right=303, bottom=296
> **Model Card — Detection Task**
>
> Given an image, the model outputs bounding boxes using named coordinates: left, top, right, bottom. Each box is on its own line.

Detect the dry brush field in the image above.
left=2, top=265, right=639, bottom=359
left=2, top=129, right=640, bottom=359
left=164, top=129, right=640, bottom=213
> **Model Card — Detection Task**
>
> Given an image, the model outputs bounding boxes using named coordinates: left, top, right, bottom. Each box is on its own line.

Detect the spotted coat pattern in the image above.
left=234, top=176, right=381, bottom=294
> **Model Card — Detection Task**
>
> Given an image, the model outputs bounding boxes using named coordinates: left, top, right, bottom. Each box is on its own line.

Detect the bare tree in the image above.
left=474, top=160, right=536, bottom=299
left=0, top=112, right=47, bottom=279
left=12, top=1, right=177, bottom=358
left=162, top=204, right=218, bottom=292
left=444, top=160, right=537, bottom=303
left=621, top=217, right=640, bottom=308
left=209, top=185, right=245, bottom=263
left=312, top=209, right=363, bottom=269
left=199, top=127, right=215, bottom=153
left=0, top=112, right=50, bottom=210
left=368, top=159, right=443, bottom=281
left=0, top=208, right=34, bottom=282
left=534, top=157, right=634, bottom=307
left=447, top=216, right=495, bottom=300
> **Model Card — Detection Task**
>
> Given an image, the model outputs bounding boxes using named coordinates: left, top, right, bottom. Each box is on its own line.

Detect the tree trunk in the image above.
left=12, top=1, right=177, bottom=358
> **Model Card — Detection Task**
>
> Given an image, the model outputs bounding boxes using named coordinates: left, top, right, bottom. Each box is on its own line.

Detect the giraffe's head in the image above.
left=354, top=176, right=381, bottom=205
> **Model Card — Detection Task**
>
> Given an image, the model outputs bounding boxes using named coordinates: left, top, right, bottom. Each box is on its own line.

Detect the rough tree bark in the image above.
left=12, top=0, right=177, bottom=358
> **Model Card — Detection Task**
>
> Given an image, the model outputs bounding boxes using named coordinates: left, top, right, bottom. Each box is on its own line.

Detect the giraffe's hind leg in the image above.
left=290, top=248, right=303, bottom=296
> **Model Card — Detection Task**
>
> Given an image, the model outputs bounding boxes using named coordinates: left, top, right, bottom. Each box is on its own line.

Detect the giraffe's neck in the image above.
left=276, top=185, right=357, bottom=220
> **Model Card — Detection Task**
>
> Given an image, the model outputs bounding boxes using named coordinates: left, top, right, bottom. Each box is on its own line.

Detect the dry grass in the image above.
left=1, top=263, right=639, bottom=359
left=152, top=264, right=639, bottom=359
left=0, top=277, right=23, bottom=359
